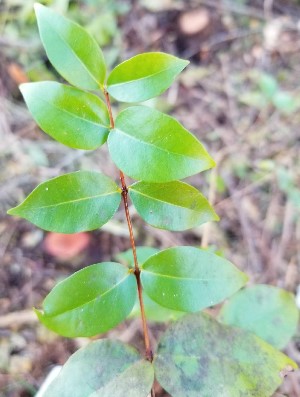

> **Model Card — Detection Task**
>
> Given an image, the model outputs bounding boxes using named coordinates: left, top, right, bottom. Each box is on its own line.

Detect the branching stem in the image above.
left=104, top=89, right=154, bottom=367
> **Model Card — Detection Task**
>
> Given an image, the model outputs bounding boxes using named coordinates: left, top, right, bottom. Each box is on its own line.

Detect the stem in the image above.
left=104, top=89, right=154, bottom=364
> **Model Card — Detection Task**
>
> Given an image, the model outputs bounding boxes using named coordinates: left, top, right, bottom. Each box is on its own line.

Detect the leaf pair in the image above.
left=8, top=171, right=217, bottom=233
left=43, top=314, right=297, bottom=397
left=35, top=4, right=188, bottom=101
left=21, top=82, right=215, bottom=183
left=36, top=247, right=247, bottom=337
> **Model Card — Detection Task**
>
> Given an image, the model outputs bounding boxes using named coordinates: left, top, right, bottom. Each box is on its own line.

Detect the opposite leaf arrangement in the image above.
left=8, top=4, right=299, bottom=397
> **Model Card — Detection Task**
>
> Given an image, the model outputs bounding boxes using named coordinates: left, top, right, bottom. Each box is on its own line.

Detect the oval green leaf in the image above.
left=107, top=52, right=189, bottom=102
left=129, top=181, right=219, bottom=231
left=218, top=284, right=299, bottom=349
left=141, top=247, right=248, bottom=312
left=35, top=262, right=136, bottom=337
left=108, top=106, right=215, bottom=182
left=154, top=312, right=297, bottom=397
left=34, top=4, right=106, bottom=90
left=44, top=339, right=154, bottom=397
left=7, top=171, right=121, bottom=233
left=20, top=82, right=110, bottom=150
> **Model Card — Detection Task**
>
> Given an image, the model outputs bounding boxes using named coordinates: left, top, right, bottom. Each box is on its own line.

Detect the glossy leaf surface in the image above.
left=35, top=4, right=106, bottom=89
left=44, top=339, right=154, bottom=397
left=8, top=171, right=121, bottom=233
left=219, top=285, right=299, bottom=349
left=141, top=247, right=248, bottom=312
left=35, top=262, right=136, bottom=337
left=20, top=82, right=109, bottom=150
left=107, top=52, right=188, bottom=102
left=116, top=247, right=184, bottom=322
left=129, top=181, right=219, bottom=231
left=108, top=106, right=215, bottom=182
left=155, top=312, right=297, bottom=397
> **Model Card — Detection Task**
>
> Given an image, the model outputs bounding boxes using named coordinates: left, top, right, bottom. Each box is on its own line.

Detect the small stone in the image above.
left=10, top=333, right=27, bottom=352
left=22, top=229, right=43, bottom=248
left=179, top=8, right=210, bottom=36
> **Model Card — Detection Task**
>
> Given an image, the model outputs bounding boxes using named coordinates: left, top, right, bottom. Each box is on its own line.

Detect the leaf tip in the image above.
left=33, top=307, right=44, bottom=321
left=19, top=82, right=30, bottom=96
left=7, top=206, right=18, bottom=216
left=210, top=157, right=217, bottom=168
left=213, top=211, right=220, bottom=222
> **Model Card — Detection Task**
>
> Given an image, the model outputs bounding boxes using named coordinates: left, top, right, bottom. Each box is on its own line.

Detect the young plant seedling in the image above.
left=8, top=4, right=299, bottom=396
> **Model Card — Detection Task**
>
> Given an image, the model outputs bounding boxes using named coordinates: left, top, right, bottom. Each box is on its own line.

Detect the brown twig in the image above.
left=103, top=89, right=154, bottom=371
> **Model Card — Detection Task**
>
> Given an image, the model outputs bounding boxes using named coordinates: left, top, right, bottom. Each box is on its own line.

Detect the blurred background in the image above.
left=0, top=0, right=300, bottom=396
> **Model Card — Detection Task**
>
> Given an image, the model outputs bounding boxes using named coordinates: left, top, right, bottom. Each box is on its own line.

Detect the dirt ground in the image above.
left=0, top=0, right=300, bottom=396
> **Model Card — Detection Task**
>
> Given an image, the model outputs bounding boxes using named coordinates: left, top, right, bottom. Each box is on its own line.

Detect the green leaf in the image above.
left=258, top=73, right=278, bottom=99
left=35, top=262, right=136, bottom=337
left=8, top=171, right=121, bottom=233
left=141, top=247, right=248, bottom=312
left=129, top=181, right=219, bottom=231
left=154, top=312, right=297, bottom=397
left=218, top=285, right=299, bottom=349
left=43, top=339, right=154, bottom=397
left=130, top=292, right=184, bottom=323
left=115, top=247, right=184, bottom=322
left=116, top=246, right=159, bottom=268
left=108, top=106, right=215, bottom=182
left=107, top=52, right=189, bottom=102
left=272, top=91, right=297, bottom=114
left=20, top=82, right=110, bottom=150
left=34, top=3, right=106, bottom=90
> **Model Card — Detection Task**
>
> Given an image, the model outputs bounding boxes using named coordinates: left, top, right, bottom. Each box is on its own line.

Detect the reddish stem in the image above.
left=104, top=89, right=154, bottom=365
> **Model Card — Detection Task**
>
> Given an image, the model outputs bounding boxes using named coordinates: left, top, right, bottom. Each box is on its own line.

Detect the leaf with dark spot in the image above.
left=155, top=312, right=297, bottom=397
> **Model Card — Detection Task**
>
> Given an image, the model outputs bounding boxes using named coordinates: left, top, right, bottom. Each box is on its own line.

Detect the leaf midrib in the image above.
left=36, top=96, right=108, bottom=129
left=142, top=270, right=234, bottom=282
left=112, top=128, right=203, bottom=161
left=23, top=190, right=119, bottom=211
left=158, top=351, right=281, bottom=373
left=89, top=359, right=145, bottom=396
left=108, top=63, right=183, bottom=88
left=45, top=273, right=131, bottom=317
left=130, top=187, right=207, bottom=213
left=43, top=17, right=100, bottom=87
